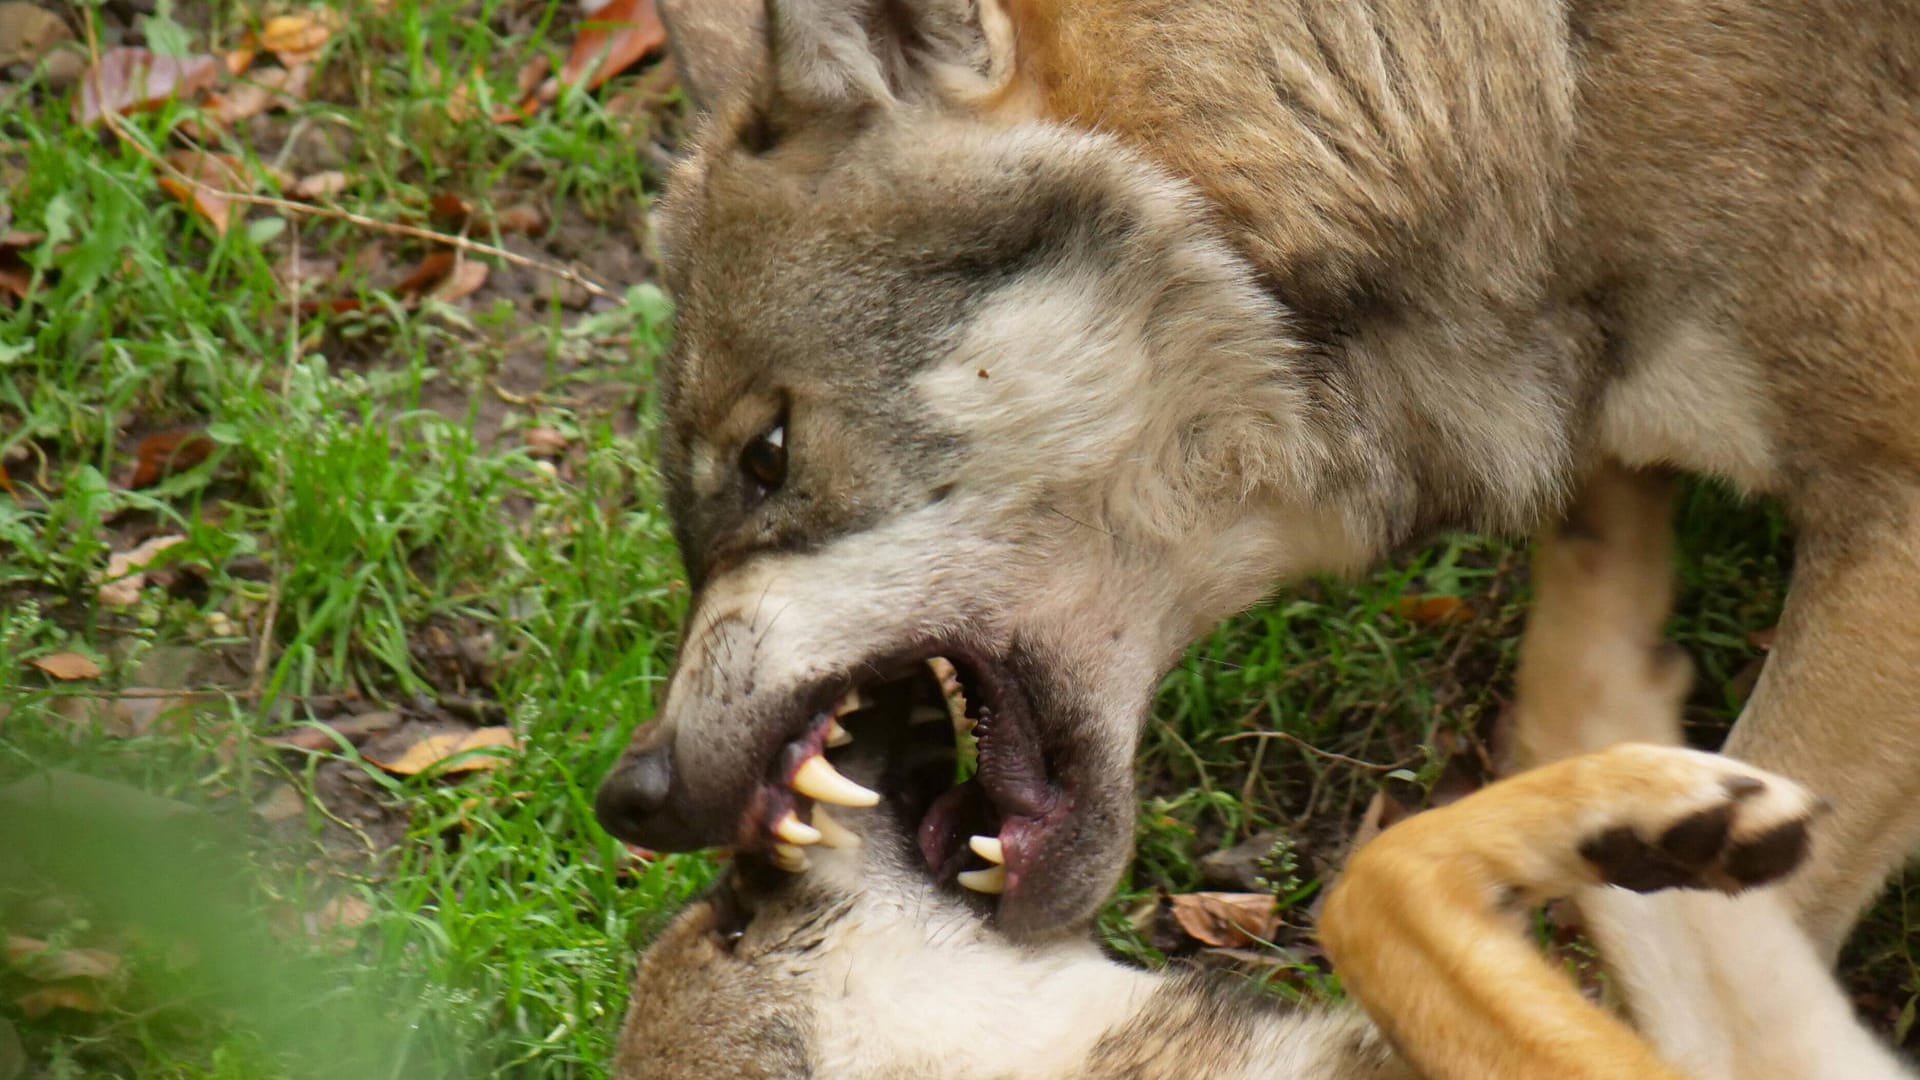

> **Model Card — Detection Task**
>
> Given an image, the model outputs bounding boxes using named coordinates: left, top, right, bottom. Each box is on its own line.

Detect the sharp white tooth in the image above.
left=825, top=719, right=853, bottom=748
left=774, top=811, right=822, bottom=846
left=811, top=807, right=861, bottom=849
left=834, top=687, right=870, bottom=717
left=791, top=754, right=881, bottom=807
left=957, top=864, right=1006, bottom=894
left=968, top=836, right=1004, bottom=865
left=909, top=705, right=948, bottom=726
left=771, top=843, right=810, bottom=873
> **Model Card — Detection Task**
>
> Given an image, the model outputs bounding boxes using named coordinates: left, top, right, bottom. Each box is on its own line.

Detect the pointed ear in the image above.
left=656, top=0, right=768, bottom=112
left=763, top=0, right=1023, bottom=113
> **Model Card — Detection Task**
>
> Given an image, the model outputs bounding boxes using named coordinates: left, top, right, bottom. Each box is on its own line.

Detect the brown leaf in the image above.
left=55, top=688, right=192, bottom=738
left=0, top=3, right=71, bottom=69
left=392, top=250, right=457, bottom=298
left=558, top=0, right=666, bottom=93
left=427, top=192, right=473, bottom=227
left=1169, top=892, right=1280, bottom=949
left=263, top=710, right=400, bottom=752
left=202, top=63, right=312, bottom=126
left=365, top=726, right=518, bottom=776
left=224, top=46, right=257, bottom=77
left=5, top=937, right=121, bottom=982
left=130, top=429, right=217, bottom=488
left=312, top=893, right=372, bottom=933
left=14, top=986, right=105, bottom=1018
left=0, top=460, right=13, bottom=498
left=428, top=259, right=489, bottom=303
left=29, top=652, right=100, bottom=681
left=1347, top=789, right=1416, bottom=854
left=1391, top=594, right=1473, bottom=626
left=289, top=169, right=349, bottom=200
left=258, top=10, right=338, bottom=67
left=74, top=47, right=221, bottom=127
left=0, top=230, right=43, bottom=303
left=493, top=203, right=546, bottom=234
left=513, top=54, right=551, bottom=98
left=523, top=426, right=569, bottom=457
left=96, top=534, right=189, bottom=608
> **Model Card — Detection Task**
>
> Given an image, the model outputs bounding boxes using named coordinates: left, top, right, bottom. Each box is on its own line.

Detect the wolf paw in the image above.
left=1577, top=750, right=1822, bottom=896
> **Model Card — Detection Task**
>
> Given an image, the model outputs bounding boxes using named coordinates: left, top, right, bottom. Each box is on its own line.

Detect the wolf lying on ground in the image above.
left=614, top=481, right=1911, bottom=1079
left=595, top=0, right=1920, bottom=962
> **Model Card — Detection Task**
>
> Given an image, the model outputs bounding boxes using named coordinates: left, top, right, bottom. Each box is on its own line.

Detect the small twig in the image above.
left=78, top=9, right=616, bottom=302
left=1218, top=728, right=1408, bottom=773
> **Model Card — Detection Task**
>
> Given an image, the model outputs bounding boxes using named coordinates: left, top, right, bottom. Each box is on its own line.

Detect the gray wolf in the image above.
left=594, top=0, right=1920, bottom=964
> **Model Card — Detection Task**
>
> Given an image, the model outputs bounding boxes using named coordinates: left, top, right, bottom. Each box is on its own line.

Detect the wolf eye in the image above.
left=739, top=421, right=787, bottom=497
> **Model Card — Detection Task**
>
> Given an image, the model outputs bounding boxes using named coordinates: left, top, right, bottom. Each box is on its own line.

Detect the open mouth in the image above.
left=743, top=650, right=1066, bottom=903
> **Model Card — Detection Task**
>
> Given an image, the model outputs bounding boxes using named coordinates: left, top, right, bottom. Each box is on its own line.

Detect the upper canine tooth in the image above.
left=834, top=687, right=870, bottom=717
left=791, top=754, right=881, bottom=807
left=968, top=836, right=1005, bottom=865
left=771, top=843, right=811, bottom=873
left=774, top=811, right=822, bottom=846
left=812, top=807, right=861, bottom=849
left=825, top=719, right=853, bottom=748
left=957, top=864, right=1006, bottom=894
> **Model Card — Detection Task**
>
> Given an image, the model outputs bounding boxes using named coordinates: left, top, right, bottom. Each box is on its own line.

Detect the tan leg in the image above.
left=1721, top=502, right=1920, bottom=955
left=1322, top=745, right=1821, bottom=1080
left=1510, top=462, right=1690, bottom=768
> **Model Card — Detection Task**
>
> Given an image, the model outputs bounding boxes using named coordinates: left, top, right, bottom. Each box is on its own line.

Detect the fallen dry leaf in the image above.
left=224, top=46, right=257, bottom=77
left=4, top=937, right=121, bottom=982
left=263, top=710, right=400, bottom=752
left=99, top=534, right=189, bottom=606
left=201, top=63, right=312, bottom=126
left=289, top=169, right=349, bottom=200
left=258, top=10, right=338, bottom=67
left=1348, top=788, right=1417, bottom=854
left=366, top=726, right=518, bottom=775
left=28, top=652, right=100, bottom=681
left=311, top=893, right=372, bottom=934
left=428, top=259, right=489, bottom=302
left=523, top=426, right=569, bottom=457
left=74, top=47, right=221, bottom=127
left=493, top=203, right=546, bottom=234
left=1168, top=892, right=1281, bottom=949
left=559, top=0, right=666, bottom=92
left=0, top=3, right=70, bottom=68
left=393, top=250, right=458, bottom=298
left=0, top=230, right=43, bottom=303
left=0, top=460, right=13, bottom=498
left=13, top=987, right=105, bottom=1018
left=428, top=191, right=473, bottom=227
left=129, top=430, right=217, bottom=488
left=1391, top=594, right=1473, bottom=626
left=157, top=151, right=252, bottom=234
left=55, top=688, right=192, bottom=738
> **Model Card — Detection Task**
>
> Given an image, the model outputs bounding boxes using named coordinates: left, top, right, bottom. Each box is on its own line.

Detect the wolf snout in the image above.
left=595, top=739, right=714, bottom=852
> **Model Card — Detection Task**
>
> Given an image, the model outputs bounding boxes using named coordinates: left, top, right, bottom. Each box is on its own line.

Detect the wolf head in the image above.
left=596, top=0, right=1365, bottom=937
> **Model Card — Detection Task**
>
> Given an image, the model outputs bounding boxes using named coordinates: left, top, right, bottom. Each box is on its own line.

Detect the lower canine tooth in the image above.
left=774, top=811, right=822, bottom=846
left=771, top=843, right=811, bottom=873
left=812, top=807, right=860, bottom=849
left=825, top=719, right=853, bottom=748
left=968, top=836, right=1005, bottom=865
left=791, top=754, right=881, bottom=807
left=957, top=864, right=1006, bottom=894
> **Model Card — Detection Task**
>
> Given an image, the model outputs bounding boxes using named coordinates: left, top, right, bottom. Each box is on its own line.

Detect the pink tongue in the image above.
left=917, top=781, right=983, bottom=873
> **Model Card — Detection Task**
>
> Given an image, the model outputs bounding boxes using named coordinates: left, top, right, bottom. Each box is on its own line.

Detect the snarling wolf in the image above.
left=613, top=491, right=1912, bottom=1080
left=594, top=0, right=1920, bottom=949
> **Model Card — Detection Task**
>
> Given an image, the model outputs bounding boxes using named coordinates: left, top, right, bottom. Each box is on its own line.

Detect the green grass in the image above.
left=1, top=2, right=1914, bottom=1076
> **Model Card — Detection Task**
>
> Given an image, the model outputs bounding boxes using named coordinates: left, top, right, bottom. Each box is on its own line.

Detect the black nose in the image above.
left=595, top=745, right=706, bottom=850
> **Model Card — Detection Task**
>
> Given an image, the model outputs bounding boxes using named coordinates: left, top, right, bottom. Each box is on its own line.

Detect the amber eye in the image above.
left=739, top=421, right=787, bottom=497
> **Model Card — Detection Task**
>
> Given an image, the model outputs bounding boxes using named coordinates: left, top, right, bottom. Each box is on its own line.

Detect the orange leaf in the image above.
left=158, top=152, right=251, bottom=234
left=428, top=192, right=473, bottom=227
left=366, top=727, right=518, bottom=776
left=1392, top=594, right=1473, bottom=626
left=15, top=986, right=106, bottom=1018
left=259, top=11, right=338, bottom=66
left=74, top=47, right=220, bottom=127
left=0, top=459, right=14, bottom=497
left=130, top=429, right=217, bottom=488
left=1168, top=892, right=1280, bottom=949
left=558, top=0, right=666, bottom=93
left=393, top=250, right=457, bottom=298
left=29, top=652, right=101, bottom=681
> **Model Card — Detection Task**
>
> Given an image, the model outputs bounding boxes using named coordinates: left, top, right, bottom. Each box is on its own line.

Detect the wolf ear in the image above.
left=761, top=0, right=1023, bottom=113
left=656, top=0, right=768, bottom=112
